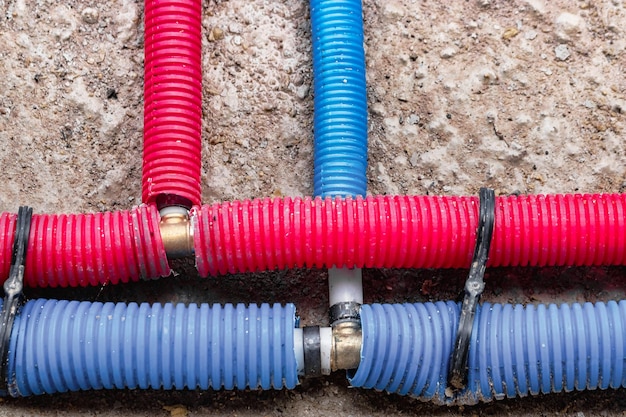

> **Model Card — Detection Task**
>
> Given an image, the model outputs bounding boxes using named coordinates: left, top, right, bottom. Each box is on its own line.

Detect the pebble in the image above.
left=406, top=114, right=420, bottom=125
left=479, top=67, right=498, bottom=84
left=502, top=27, right=519, bottom=40
left=163, top=404, right=188, bottom=417
left=525, top=0, right=547, bottom=15
left=555, top=12, right=584, bottom=42
left=440, top=47, right=457, bottom=59
left=296, top=84, right=309, bottom=100
left=382, top=1, right=405, bottom=20
left=81, top=7, right=99, bottom=24
left=583, top=100, right=596, bottom=109
left=524, top=30, right=538, bottom=40
left=414, top=67, right=427, bottom=79
left=515, top=114, right=533, bottom=125
left=370, top=103, right=386, bottom=116
left=208, top=27, right=224, bottom=41
left=554, top=44, right=571, bottom=61
left=228, top=23, right=243, bottom=34
left=540, top=117, right=560, bottom=136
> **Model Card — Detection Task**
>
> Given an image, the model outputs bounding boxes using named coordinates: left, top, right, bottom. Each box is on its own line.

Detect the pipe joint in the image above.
left=159, top=207, right=193, bottom=259
left=330, top=301, right=361, bottom=324
left=301, top=326, right=332, bottom=377
left=331, top=320, right=362, bottom=371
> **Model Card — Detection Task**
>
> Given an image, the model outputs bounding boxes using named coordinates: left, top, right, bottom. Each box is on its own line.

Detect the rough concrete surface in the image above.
left=0, top=0, right=626, bottom=415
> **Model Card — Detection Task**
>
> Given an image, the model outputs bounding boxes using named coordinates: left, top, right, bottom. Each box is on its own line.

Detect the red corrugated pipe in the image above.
left=0, top=193, right=623, bottom=286
left=142, top=0, right=203, bottom=209
left=193, top=194, right=626, bottom=276
left=0, top=205, right=169, bottom=287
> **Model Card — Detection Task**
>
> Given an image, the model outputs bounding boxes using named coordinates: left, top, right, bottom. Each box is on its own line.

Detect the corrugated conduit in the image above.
left=5, top=299, right=298, bottom=397
left=350, top=300, right=626, bottom=405
left=193, top=193, right=626, bottom=276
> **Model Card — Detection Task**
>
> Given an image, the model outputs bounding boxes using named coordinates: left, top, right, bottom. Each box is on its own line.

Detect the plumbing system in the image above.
left=1, top=0, right=626, bottom=407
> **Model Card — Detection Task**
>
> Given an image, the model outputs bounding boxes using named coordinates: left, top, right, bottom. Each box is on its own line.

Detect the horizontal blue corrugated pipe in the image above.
left=350, top=300, right=626, bottom=405
left=310, top=0, right=368, bottom=198
left=3, top=299, right=298, bottom=397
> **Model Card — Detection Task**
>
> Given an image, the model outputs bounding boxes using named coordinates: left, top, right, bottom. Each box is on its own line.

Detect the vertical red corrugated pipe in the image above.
left=192, top=194, right=626, bottom=276
left=0, top=205, right=170, bottom=287
left=143, top=0, right=203, bottom=208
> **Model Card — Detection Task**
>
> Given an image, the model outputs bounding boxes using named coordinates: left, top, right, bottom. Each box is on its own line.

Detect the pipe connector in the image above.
left=159, top=206, right=193, bottom=259
left=331, top=320, right=362, bottom=372
left=328, top=302, right=362, bottom=371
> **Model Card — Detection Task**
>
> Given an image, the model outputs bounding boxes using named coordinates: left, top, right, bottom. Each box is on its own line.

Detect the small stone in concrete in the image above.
left=440, top=47, right=457, bottom=59
left=406, top=114, right=420, bottom=125
left=383, top=1, right=405, bottom=20
left=583, top=100, right=596, bottom=109
left=502, top=27, right=519, bottom=40
left=554, top=44, right=571, bottom=61
left=524, top=30, right=538, bottom=40
left=371, top=103, right=386, bottom=116
left=81, top=7, right=99, bottom=24
left=414, top=67, right=427, bottom=79
left=296, top=84, right=309, bottom=100
left=208, top=27, right=224, bottom=41
left=555, top=12, right=584, bottom=42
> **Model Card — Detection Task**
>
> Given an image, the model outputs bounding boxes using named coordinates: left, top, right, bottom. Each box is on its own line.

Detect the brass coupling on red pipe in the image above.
left=159, top=207, right=194, bottom=259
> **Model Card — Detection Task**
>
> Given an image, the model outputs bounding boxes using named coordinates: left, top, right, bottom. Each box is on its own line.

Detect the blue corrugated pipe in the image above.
left=350, top=300, right=626, bottom=405
left=2, top=299, right=298, bottom=397
left=310, top=0, right=368, bottom=198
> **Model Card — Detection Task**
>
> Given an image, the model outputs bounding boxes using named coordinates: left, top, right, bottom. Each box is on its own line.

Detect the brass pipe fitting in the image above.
left=159, top=207, right=194, bottom=258
left=331, top=320, right=362, bottom=371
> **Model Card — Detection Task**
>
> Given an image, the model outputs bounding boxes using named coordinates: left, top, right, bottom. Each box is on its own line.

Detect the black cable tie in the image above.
left=0, top=206, right=32, bottom=392
left=448, top=188, right=495, bottom=392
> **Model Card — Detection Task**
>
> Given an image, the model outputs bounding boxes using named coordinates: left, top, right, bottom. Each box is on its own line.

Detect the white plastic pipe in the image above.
left=328, top=267, right=364, bottom=306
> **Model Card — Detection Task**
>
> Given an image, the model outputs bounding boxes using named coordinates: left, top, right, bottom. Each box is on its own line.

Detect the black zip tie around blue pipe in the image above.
left=0, top=206, right=32, bottom=393
left=448, top=188, right=495, bottom=391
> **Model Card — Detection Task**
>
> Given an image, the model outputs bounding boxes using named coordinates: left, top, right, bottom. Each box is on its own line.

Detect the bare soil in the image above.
left=0, top=0, right=625, bottom=415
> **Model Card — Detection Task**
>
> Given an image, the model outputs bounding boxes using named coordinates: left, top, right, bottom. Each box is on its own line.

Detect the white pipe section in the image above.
left=294, top=328, right=305, bottom=376
left=320, top=326, right=332, bottom=375
left=328, top=267, right=364, bottom=306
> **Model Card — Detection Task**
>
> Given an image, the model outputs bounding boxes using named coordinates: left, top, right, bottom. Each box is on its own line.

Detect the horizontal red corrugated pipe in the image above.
left=193, top=194, right=626, bottom=276
left=0, top=205, right=169, bottom=287
left=143, top=0, right=203, bottom=208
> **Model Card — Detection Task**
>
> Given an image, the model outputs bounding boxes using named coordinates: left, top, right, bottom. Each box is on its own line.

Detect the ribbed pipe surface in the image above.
left=350, top=300, right=626, bottom=405
left=8, top=299, right=298, bottom=397
left=0, top=205, right=169, bottom=287
left=193, top=194, right=626, bottom=276
left=310, top=0, right=368, bottom=197
left=143, top=0, right=203, bottom=207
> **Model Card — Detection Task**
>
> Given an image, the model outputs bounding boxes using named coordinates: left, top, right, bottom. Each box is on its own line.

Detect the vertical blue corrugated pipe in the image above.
left=4, top=299, right=298, bottom=397
left=310, top=0, right=368, bottom=197
left=349, top=301, right=626, bottom=405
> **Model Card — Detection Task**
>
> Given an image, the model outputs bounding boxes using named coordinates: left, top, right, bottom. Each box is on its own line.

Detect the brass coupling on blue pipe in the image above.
left=300, top=321, right=361, bottom=377
left=331, top=320, right=362, bottom=372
